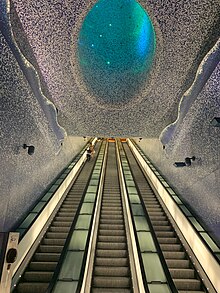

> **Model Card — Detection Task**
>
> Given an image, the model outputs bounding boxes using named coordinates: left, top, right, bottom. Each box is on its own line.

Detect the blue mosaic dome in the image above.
left=77, top=0, right=156, bottom=104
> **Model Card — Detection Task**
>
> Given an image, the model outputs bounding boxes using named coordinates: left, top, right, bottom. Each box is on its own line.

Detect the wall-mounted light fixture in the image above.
left=23, top=144, right=35, bottom=155
left=174, top=156, right=196, bottom=167
left=210, top=117, right=220, bottom=127
left=139, top=138, right=142, bottom=142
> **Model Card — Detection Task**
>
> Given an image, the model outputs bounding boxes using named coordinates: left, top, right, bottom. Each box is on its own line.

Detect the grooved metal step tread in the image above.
left=38, top=245, right=63, bottom=253
left=97, top=242, right=126, bottom=250
left=23, top=271, right=53, bottom=282
left=99, top=229, right=125, bottom=236
left=99, top=224, right=124, bottom=230
left=45, top=232, right=68, bottom=239
left=163, top=251, right=185, bottom=259
left=98, top=235, right=126, bottom=242
left=34, top=253, right=60, bottom=262
left=49, top=226, right=70, bottom=232
left=42, top=238, right=66, bottom=245
left=92, top=288, right=131, bottom=293
left=16, top=282, right=49, bottom=293
left=96, top=249, right=127, bottom=258
left=94, top=266, right=129, bottom=276
left=166, top=259, right=190, bottom=268
left=169, top=268, right=195, bottom=278
left=93, top=276, right=130, bottom=288
left=174, top=278, right=202, bottom=290
left=29, top=261, right=57, bottom=271
left=95, top=257, right=128, bottom=266
left=178, top=291, right=205, bottom=293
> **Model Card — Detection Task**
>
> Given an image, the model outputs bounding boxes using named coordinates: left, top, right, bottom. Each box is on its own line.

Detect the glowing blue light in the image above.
left=77, top=0, right=156, bottom=103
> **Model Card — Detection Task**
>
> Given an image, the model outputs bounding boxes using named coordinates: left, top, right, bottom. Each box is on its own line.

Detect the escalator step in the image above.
left=174, top=279, right=202, bottom=290
left=102, top=206, right=122, bottom=211
left=23, top=271, right=53, bottom=282
left=101, top=214, right=123, bottom=219
left=166, top=259, right=190, bottom=268
left=93, top=276, right=130, bottom=288
left=29, top=261, right=57, bottom=271
left=100, top=219, right=124, bottom=225
left=163, top=251, right=185, bottom=259
left=49, top=226, right=70, bottom=233
left=98, top=235, right=126, bottom=242
left=160, top=244, right=182, bottom=251
left=96, top=249, right=127, bottom=258
left=169, top=268, right=195, bottom=278
left=34, top=253, right=60, bottom=262
left=52, top=221, right=71, bottom=227
left=101, top=210, right=122, bottom=215
left=158, top=237, right=179, bottom=244
left=38, top=245, right=63, bottom=253
left=99, top=224, right=124, bottom=230
left=57, top=212, right=75, bottom=217
left=97, top=242, right=126, bottom=250
left=94, top=266, right=129, bottom=276
left=178, top=291, right=206, bottom=293
left=155, top=231, right=175, bottom=237
left=95, top=257, right=128, bottom=266
left=16, top=282, right=49, bottom=293
left=99, top=229, right=125, bottom=236
left=92, top=288, right=131, bottom=293
left=46, top=232, right=68, bottom=239
left=153, top=225, right=171, bottom=231
left=54, top=216, right=73, bottom=222
left=42, top=238, right=66, bottom=245
left=151, top=220, right=169, bottom=226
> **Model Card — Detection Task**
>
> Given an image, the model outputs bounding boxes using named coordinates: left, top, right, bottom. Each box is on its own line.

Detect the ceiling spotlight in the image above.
left=174, top=156, right=196, bottom=167
left=23, top=144, right=35, bottom=155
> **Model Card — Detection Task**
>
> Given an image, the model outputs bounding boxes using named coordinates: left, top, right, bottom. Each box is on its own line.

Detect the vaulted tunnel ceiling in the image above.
left=1, top=0, right=219, bottom=141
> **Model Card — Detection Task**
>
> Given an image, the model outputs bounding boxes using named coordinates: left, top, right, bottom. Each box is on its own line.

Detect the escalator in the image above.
left=123, top=143, right=207, bottom=293
left=91, top=142, right=133, bottom=292
left=14, top=142, right=101, bottom=293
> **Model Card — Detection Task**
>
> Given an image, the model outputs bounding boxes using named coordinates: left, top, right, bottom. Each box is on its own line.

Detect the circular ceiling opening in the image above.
left=77, top=0, right=156, bottom=104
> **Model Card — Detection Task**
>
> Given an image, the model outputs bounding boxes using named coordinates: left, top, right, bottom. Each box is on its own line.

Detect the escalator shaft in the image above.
left=123, top=143, right=207, bottom=293
left=91, top=143, right=133, bottom=292
left=14, top=143, right=101, bottom=293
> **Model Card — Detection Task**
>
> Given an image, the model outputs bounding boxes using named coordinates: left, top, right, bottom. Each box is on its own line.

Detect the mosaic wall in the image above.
left=0, top=23, right=85, bottom=231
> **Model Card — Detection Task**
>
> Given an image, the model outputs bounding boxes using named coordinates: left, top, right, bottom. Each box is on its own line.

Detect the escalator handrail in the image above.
left=122, top=142, right=178, bottom=293
left=115, top=139, right=146, bottom=293
left=45, top=141, right=103, bottom=293
left=80, top=140, right=109, bottom=293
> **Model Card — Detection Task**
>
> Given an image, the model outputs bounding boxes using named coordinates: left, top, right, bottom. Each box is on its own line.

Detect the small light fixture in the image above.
left=139, top=138, right=142, bottom=142
left=174, top=156, right=196, bottom=167
left=23, top=144, right=35, bottom=155
left=184, top=156, right=196, bottom=166
left=210, top=117, right=220, bottom=127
